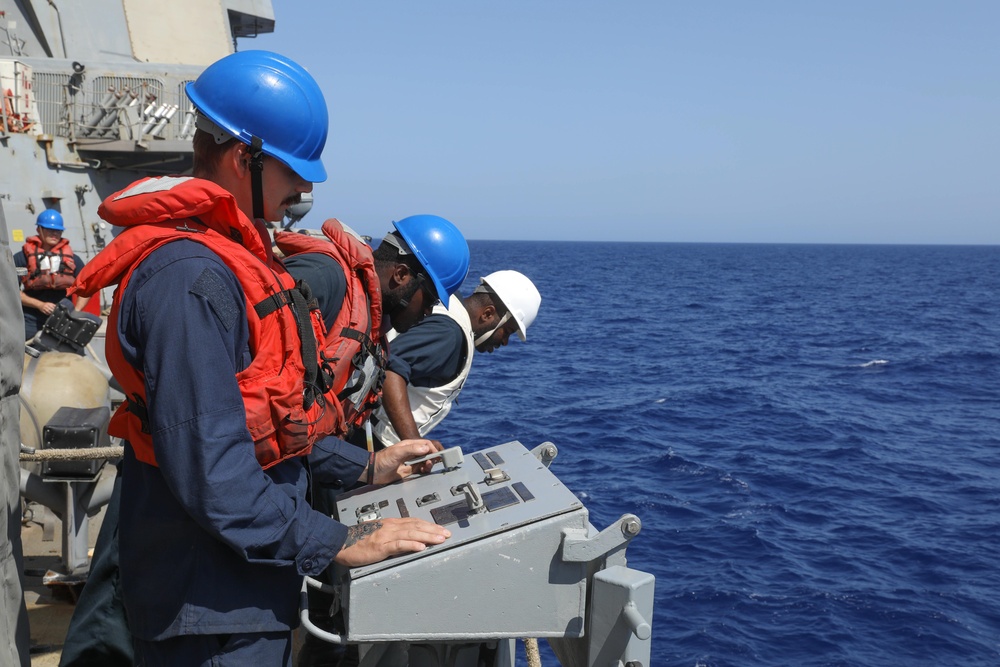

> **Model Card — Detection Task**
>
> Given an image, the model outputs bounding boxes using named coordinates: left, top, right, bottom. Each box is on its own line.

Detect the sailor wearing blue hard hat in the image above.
left=369, top=269, right=541, bottom=450
left=63, top=50, right=452, bottom=667
left=184, top=49, right=329, bottom=223
left=14, top=208, right=90, bottom=339
left=36, top=208, right=65, bottom=231
left=377, top=214, right=471, bottom=333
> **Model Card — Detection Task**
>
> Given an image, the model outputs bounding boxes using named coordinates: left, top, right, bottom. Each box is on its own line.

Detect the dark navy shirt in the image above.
left=114, top=239, right=368, bottom=640
left=280, top=251, right=471, bottom=391
left=387, top=312, right=466, bottom=388
left=282, top=252, right=347, bottom=331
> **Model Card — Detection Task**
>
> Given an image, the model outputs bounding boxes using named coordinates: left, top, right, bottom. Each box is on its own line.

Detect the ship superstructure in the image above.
left=0, top=0, right=274, bottom=310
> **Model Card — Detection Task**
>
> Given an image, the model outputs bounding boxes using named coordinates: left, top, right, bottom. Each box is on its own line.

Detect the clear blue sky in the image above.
left=253, top=2, right=999, bottom=244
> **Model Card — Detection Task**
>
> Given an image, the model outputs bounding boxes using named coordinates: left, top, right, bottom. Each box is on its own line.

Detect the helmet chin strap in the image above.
left=249, top=135, right=265, bottom=222
left=474, top=311, right=511, bottom=347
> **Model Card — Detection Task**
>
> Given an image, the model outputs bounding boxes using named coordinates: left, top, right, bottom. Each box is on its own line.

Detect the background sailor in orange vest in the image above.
left=14, top=209, right=90, bottom=340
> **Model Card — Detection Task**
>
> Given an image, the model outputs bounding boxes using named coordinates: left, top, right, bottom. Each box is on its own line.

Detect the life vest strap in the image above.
left=254, top=288, right=294, bottom=319
left=249, top=136, right=265, bottom=222
left=252, top=283, right=321, bottom=410
left=339, top=327, right=383, bottom=364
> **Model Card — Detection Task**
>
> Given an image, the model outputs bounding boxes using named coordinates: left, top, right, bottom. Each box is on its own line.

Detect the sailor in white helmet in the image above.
left=369, top=270, right=541, bottom=448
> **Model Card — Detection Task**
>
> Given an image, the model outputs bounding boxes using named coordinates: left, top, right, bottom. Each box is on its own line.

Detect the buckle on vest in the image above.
left=126, top=393, right=151, bottom=434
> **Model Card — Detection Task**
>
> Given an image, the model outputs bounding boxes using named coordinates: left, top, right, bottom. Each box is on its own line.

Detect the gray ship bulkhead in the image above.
left=0, top=0, right=275, bottom=310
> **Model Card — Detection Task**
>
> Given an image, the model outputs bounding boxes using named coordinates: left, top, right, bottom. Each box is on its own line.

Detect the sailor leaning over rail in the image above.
left=368, top=270, right=541, bottom=449
left=274, top=213, right=471, bottom=442
left=273, top=214, right=471, bottom=666
left=62, top=50, right=450, bottom=667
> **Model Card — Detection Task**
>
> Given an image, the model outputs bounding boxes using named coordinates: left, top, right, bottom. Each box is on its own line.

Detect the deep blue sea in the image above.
left=432, top=241, right=1000, bottom=667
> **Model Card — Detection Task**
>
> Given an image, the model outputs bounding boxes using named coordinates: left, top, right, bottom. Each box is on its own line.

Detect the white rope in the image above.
left=523, top=637, right=542, bottom=667
left=19, top=446, right=124, bottom=461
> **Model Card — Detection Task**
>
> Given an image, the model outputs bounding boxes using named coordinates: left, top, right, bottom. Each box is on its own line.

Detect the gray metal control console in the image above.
left=303, top=440, right=654, bottom=667
left=333, top=440, right=589, bottom=642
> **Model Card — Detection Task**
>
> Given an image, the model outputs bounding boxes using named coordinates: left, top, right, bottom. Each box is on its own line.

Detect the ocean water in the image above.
left=432, top=241, right=1000, bottom=667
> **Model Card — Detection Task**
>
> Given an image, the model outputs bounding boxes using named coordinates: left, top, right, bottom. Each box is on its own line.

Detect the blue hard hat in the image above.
left=392, top=215, right=470, bottom=299
left=36, top=209, right=64, bottom=231
left=185, top=50, right=328, bottom=183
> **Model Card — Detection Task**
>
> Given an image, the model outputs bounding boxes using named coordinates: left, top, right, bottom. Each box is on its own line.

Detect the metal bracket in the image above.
left=561, top=513, right=642, bottom=564
left=530, top=441, right=558, bottom=467
left=589, top=565, right=655, bottom=666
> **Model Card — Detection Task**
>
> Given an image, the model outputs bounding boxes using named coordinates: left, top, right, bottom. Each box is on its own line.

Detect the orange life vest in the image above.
left=274, top=218, right=387, bottom=437
left=73, top=176, right=330, bottom=469
left=21, top=236, right=77, bottom=291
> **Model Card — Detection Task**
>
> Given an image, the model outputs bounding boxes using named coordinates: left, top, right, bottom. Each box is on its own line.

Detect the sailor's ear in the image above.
left=388, top=262, right=412, bottom=289
left=217, top=141, right=251, bottom=179
left=233, top=143, right=252, bottom=175
left=479, top=303, right=498, bottom=324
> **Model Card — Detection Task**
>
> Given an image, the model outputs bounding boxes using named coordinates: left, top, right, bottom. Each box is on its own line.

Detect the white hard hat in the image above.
left=479, top=270, right=541, bottom=341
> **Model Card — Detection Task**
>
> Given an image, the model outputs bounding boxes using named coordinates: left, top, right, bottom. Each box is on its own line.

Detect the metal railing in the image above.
left=29, top=68, right=195, bottom=144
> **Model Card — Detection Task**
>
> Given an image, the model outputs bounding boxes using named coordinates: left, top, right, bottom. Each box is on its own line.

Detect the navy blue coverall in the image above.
left=61, top=240, right=368, bottom=667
